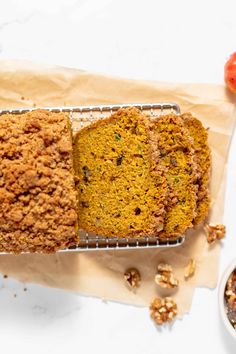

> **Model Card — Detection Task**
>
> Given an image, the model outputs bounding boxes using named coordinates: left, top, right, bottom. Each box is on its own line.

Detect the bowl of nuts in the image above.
left=219, top=259, right=236, bottom=339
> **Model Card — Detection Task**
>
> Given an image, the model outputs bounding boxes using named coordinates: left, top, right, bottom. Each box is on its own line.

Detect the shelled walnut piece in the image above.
left=155, top=263, right=179, bottom=288
left=124, top=268, right=141, bottom=289
left=225, top=270, right=236, bottom=329
left=150, top=297, right=178, bottom=325
left=204, top=224, right=226, bottom=244
left=184, top=259, right=196, bottom=279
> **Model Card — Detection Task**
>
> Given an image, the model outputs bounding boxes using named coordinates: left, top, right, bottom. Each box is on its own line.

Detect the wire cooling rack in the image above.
left=0, top=102, right=185, bottom=252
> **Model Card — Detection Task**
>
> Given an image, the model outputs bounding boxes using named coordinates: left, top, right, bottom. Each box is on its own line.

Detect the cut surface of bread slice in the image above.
left=74, top=107, right=167, bottom=238
left=153, top=113, right=197, bottom=239
left=0, top=110, right=78, bottom=253
left=181, top=113, right=211, bottom=225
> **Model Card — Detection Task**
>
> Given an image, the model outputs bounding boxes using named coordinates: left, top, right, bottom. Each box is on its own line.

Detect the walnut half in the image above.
left=150, top=297, right=178, bottom=325
left=184, top=259, right=196, bottom=279
left=204, top=224, right=226, bottom=244
left=155, top=263, right=179, bottom=288
left=124, top=267, right=141, bottom=289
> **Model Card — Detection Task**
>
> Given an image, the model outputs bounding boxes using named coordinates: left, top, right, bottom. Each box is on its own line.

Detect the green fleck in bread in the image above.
left=0, top=110, right=78, bottom=254
left=181, top=113, right=211, bottom=225
left=74, top=107, right=167, bottom=237
left=153, top=113, right=197, bottom=239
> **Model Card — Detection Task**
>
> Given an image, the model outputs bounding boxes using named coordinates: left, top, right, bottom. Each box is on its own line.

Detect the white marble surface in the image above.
left=0, top=0, right=236, bottom=353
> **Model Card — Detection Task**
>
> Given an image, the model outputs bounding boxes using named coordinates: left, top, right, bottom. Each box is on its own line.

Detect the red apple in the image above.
left=225, top=52, right=236, bottom=93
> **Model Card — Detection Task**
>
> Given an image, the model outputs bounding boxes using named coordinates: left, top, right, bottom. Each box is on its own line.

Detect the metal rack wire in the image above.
left=0, top=102, right=185, bottom=252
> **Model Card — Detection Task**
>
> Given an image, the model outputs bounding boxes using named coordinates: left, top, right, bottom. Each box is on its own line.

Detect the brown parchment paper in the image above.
left=0, top=59, right=235, bottom=316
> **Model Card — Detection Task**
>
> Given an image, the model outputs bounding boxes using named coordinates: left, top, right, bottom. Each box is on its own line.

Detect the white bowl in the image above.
left=219, top=258, right=236, bottom=340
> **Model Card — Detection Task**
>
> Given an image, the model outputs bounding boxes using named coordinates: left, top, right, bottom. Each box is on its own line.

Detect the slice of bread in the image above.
left=74, top=107, right=167, bottom=237
left=181, top=113, right=211, bottom=225
left=0, top=110, right=78, bottom=253
left=153, top=114, right=197, bottom=239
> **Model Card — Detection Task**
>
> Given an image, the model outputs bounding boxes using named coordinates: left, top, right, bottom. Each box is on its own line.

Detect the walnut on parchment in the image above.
left=124, top=267, right=141, bottom=289
left=150, top=297, right=178, bottom=325
left=155, top=263, right=179, bottom=288
left=184, top=259, right=196, bottom=279
left=204, top=224, right=226, bottom=244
